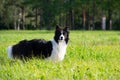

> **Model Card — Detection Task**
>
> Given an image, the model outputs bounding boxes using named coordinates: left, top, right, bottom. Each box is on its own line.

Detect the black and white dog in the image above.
left=7, top=25, right=69, bottom=62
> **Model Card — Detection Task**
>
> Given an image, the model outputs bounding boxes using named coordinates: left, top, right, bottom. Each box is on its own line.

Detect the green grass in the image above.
left=0, top=30, right=120, bottom=80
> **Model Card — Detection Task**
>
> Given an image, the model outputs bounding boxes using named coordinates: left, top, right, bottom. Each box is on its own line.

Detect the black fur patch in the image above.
left=12, top=39, right=52, bottom=59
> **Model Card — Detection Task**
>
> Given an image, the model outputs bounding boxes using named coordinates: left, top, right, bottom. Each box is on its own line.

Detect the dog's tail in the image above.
left=7, top=46, right=13, bottom=58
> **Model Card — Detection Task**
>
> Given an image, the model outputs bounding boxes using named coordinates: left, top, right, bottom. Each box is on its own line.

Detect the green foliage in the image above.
left=0, top=30, right=120, bottom=80
left=0, top=0, right=120, bottom=30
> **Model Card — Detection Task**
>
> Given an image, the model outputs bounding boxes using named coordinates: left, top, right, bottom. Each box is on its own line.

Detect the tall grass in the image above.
left=0, top=30, right=120, bottom=80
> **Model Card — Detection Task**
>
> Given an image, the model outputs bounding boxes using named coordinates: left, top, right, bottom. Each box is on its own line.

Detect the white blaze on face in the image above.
left=59, top=30, right=65, bottom=40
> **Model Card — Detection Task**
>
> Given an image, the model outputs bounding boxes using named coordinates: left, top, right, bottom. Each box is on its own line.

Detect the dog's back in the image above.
left=7, top=39, right=52, bottom=59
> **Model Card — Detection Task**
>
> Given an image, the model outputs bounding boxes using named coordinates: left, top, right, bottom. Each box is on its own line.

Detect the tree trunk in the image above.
left=66, top=9, right=74, bottom=29
left=118, top=12, right=120, bottom=30
left=108, top=9, right=112, bottom=30
left=102, top=15, right=106, bottom=30
left=82, top=6, right=86, bottom=30
left=92, top=1, right=95, bottom=30
left=59, top=13, right=62, bottom=26
left=86, top=9, right=90, bottom=30
left=35, top=8, right=38, bottom=29
left=21, top=6, right=25, bottom=30
left=14, top=8, right=17, bottom=30
left=66, top=0, right=74, bottom=29
left=71, top=9, right=74, bottom=29
left=69, top=9, right=74, bottom=29
left=39, top=8, right=43, bottom=30
left=66, top=12, right=70, bottom=27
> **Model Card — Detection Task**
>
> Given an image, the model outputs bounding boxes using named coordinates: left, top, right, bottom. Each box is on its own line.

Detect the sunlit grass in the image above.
left=0, top=30, right=120, bottom=80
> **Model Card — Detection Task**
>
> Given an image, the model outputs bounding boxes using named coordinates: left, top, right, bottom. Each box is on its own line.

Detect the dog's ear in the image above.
left=56, top=25, right=60, bottom=30
left=64, top=27, right=69, bottom=31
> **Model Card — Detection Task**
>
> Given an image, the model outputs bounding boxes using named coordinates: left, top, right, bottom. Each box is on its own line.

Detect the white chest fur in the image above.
left=49, top=39, right=67, bottom=61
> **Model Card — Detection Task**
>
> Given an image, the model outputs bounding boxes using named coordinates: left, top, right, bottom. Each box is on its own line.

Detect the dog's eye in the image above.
left=63, top=32, right=65, bottom=35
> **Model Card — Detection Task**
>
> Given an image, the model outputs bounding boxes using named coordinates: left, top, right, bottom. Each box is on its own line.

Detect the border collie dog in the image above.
left=7, top=25, right=69, bottom=62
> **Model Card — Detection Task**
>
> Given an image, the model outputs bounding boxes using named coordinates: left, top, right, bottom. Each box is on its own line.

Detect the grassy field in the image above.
left=0, top=30, right=120, bottom=80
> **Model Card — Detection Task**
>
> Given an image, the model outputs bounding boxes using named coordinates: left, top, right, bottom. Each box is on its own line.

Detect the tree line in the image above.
left=0, top=0, right=120, bottom=30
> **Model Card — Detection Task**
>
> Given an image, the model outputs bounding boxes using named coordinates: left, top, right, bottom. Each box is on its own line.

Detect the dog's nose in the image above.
left=60, top=36, right=63, bottom=40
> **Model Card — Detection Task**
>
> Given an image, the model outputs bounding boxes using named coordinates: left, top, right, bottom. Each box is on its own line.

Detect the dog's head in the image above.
left=54, top=25, right=69, bottom=44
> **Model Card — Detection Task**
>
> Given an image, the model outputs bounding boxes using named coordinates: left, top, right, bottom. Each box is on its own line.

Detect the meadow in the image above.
left=0, top=30, right=120, bottom=80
